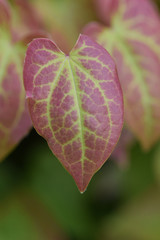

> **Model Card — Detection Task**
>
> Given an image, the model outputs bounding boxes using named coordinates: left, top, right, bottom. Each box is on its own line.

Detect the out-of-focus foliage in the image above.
left=0, top=0, right=160, bottom=239
left=0, top=0, right=49, bottom=161
left=84, top=0, right=160, bottom=150
left=0, top=193, right=68, bottom=240
left=0, top=130, right=158, bottom=240
left=154, top=143, right=160, bottom=184
left=0, top=1, right=32, bottom=161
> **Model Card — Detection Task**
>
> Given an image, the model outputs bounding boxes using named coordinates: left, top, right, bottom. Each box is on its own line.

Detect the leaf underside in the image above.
left=84, top=0, right=160, bottom=149
left=24, top=35, right=123, bottom=192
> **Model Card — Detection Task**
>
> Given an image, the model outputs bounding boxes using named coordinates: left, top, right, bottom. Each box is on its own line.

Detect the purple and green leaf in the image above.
left=84, top=0, right=160, bottom=149
left=0, top=29, right=32, bottom=160
left=0, top=0, right=50, bottom=161
left=23, top=35, right=123, bottom=192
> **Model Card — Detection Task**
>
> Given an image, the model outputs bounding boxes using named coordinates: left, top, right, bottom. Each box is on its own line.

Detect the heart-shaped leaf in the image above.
left=0, top=0, right=49, bottom=161
left=84, top=0, right=160, bottom=150
left=23, top=35, right=123, bottom=192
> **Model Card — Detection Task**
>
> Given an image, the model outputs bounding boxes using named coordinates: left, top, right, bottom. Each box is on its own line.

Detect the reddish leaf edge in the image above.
left=24, top=34, right=124, bottom=193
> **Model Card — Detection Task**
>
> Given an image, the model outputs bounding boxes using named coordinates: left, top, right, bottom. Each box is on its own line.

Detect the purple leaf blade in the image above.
left=24, top=35, right=123, bottom=192
left=84, top=0, right=160, bottom=150
left=0, top=29, right=32, bottom=160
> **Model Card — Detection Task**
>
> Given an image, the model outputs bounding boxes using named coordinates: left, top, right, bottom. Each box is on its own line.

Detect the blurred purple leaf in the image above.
left=84, top=0, right=160, bottom=149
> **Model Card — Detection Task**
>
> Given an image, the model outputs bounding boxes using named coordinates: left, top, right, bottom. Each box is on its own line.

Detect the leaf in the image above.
left=0, top=29, right=32, bottom=161
left=0, top=0, right=47, bottom=161
left=23, top=35, right=123, bottom=192
left=94, top=0, right=119, bottom=25
left=84, top=0, right=160, bottom=150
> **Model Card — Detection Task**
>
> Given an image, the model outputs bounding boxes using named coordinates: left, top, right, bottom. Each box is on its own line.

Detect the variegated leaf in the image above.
left=84, top=0, right=160, bottom=149
left=0, top=29, right=32, bottom=160
left=23, top=35, right=123, bottom=192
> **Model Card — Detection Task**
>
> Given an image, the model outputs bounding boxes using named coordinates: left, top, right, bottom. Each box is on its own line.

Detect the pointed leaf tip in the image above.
left=23, top=35, right=124, bottom=192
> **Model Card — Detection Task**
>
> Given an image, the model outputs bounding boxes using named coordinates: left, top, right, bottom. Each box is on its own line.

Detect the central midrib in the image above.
left=67, top=57, right=85, bottom=174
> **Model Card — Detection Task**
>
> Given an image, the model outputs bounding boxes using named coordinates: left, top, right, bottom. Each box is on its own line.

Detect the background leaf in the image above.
left=0, top=28, right=32, bottom=161
left=84, top=0, right=160, bottom=149
left=0, top=192, right=68, bottom=240
left=31, top=0, right=96, bottom=53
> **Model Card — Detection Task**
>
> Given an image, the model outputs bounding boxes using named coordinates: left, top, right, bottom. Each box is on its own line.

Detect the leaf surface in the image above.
left=0, top=29, right=32, bottom=160
left=84, top=0, right=160, bottom=149
left=24, top=35, right=123, bottom=192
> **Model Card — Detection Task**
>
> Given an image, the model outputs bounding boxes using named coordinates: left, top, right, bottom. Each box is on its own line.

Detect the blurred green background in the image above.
left=1, top=127, right=160, bottom=240
left=1, top=0, right=160, bottom=239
